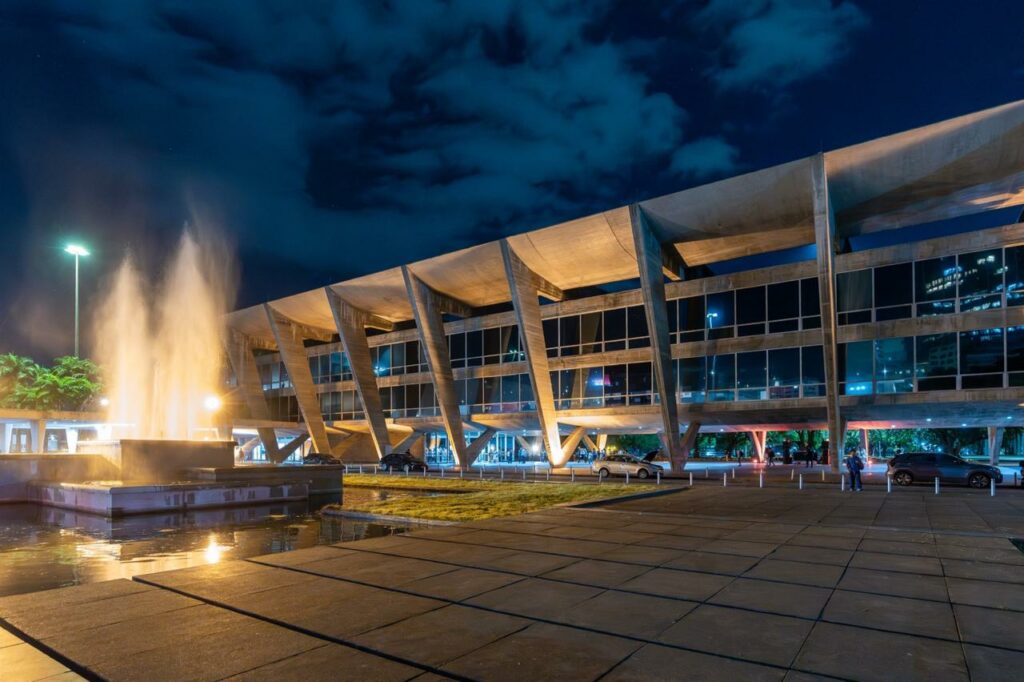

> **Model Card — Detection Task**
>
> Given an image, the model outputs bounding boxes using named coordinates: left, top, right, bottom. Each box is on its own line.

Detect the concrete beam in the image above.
left=225, top=330, right=281, bottom=461
left=278, top=433, right=309, bottom=459
left=402, top=266, right=473, bottom=468
left=325, top=288, right=393, bottom=459
left=812, top=154, right=843, bottom=473
left=660, top=243, right=686, bottom=281
left=264, top=304, right=333, bottom=455
left=464, top=427, right=498, bottom=467
left=680, top=422, right=701, bottom=467
left=501, top=240, right=565, bottom=466
left=561, top=426, right=587, bottom=463
left=630, top=204, right=685, bottom=470
left=988, top=426, right=1005, bottom=465
left=596, top=433, right=608, bottom=452
left=748, top=431, right=766, bottom=461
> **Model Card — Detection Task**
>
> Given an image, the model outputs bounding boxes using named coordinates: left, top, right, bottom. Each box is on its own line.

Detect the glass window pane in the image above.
left=1009, top=326, right=1024, bottom=372
left=874, top=263, right=912, bottom=307
left=841, top=341, right=873, bottom=394
left=604, top=365, right=627, bottom=405
left=706, top=291, right=734, bottom=328
left=959, top=328, right=1004, bottom=375
left=802, top=346, right=824, bottom=385
left=375, top=345, right=391, bottom=376
left=769, top=347, right=800, bottom=387
left=580, top=312, right=602, bottom=351
left=915, top=333, right=957, bottom=378
left=627, top=363, right=652, bottom=404
left=767, top=281, right=799, bottom=320
left=875, top=337, right=913, bottom=393
left=501, top=374, right=519, bottom=404
left=391, top=342, right=405, bottom=372
left=604, top=308, right=626, bottom=340
left=1007, top=246, right=1024, bottom=306
left=501, top=325, right=521, bottom=361
left=679, top=297, right=705, bottom=331
left=837, top=270, right=872, bottom=312
left=627, top=305, right=648, bottom=338
left=916, top=256, right=959, bottom=302
left=678, top=357, right=706, bottom=394
left=801, top=278, right=820, bottom=317
left=483, top=377, right=501, bottom=405
left=584, top=367, right=604, bottom=406
left=483, top=327, right=501, bottom=357
left=466, top=330, right=483, bottom=358
left=449, top=333, right=466, bottom=361
left=736, top=351, right=766, bottom=395
left=736, top=286, right=766, bottom=324
left=708, top=354, right=735, bottom=391
left=959, top=249, right=1003, bottom=297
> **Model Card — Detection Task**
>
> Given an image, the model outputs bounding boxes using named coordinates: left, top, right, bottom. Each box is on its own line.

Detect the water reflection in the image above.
left=0, top=488, right=433, bottom=597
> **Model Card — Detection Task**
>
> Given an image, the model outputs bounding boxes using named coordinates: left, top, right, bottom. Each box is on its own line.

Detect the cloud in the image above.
left=670, top=136, right=741, bottom=179
left=697, top=0, right=868, bottom=91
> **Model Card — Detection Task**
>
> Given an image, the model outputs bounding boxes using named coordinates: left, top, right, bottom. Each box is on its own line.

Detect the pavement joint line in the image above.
left=234, top=557, right=815, bottom=675
left=0, top=617, right=103, bottom=682
left=130, top=575, right=477, bottom=682
left=245, top=544, right=1024, bottom=655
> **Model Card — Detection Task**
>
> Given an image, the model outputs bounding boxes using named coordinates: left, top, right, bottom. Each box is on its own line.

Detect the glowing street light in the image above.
left=203, top=395, right=222, bottom=412
left=64, top=244, right=90, bottom=357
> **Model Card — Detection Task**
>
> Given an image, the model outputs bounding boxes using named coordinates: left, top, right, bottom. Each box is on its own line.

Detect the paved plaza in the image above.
left=2, top=484, right=1023, bottom=680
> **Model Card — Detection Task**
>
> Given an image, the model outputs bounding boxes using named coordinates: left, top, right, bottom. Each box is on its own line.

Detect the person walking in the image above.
left=766, top=446, right=775, bottom=467
left=844, top=448, right=864, bottom=492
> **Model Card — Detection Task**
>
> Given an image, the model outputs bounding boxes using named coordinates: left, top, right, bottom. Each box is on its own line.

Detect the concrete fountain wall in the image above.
left=118, top=439, right=235, bottom=482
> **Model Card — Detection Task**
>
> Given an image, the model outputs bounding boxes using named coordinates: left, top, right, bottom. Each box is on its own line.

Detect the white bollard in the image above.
left=799, top=473, right=803, bottom=490
left=731, top=468, right=736, bottom=479
left=522, top=468, right=526, bottom=481
left=626, top=471, right=630, bottom=484
left=821, top=469, right=826, bottom=482
left=441, top=467, right=445, bottom=478
left=460, top=469, right=464, bottom=479
left=991, top=478, right=996, bottom=497
left=571, top=468, right=575, bottom=482
left=759, top=472, right=764, bottom=488
left=359, top=465, right=363, bottom=474
left=405, top=468, right=409, bottom=477
left=841, top=475, right=846, bottom=492
left=723, top=471, right=728, bottom=487
left=500, top=468, right=505, bottom=480
left=790, top=469, right=795, bottom=481
left=689, top=471, right=693, bottom=487
left=480, top=467, right=484, bottom=480
left=705, top=467, right=710, bottom=479
left=546, top=469, right=550, bottom=481
left=657, top=470, right=661, bottom=485
left=935, top=477, right=940, bottom=495
left=422, top=466, right=426, bottom=477
left=886, top=475, right=892, bottom=494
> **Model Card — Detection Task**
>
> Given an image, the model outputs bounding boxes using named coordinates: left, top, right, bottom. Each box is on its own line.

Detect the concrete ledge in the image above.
left=568, top=485, right=689, bottom=509
left=321, top=508, right=455, bottom=526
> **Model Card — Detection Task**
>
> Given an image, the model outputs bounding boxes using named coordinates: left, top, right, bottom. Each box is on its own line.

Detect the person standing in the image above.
left=844, top=448, right=864, bottom=492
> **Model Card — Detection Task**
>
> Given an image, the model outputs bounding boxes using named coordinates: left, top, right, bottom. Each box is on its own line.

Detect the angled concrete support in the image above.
left=560, top=426, right=587, bottom=464
left=860, top=429, right=870, bottom=457
left=988, top=426, right=1005, bottom=465
left=278, top=433, right=309, bottom=459
left=501, top=240, right=567, bottom=466
left=264, top=304, right=332, bottom=455
left=226, top=330, right=280, bottom=461
left=325, top=288, right=394, bottom=460
left=393, top=430, right=424, bottom=454
left=812, top=154, right=843, bottom=472
left=402, top=266, right=475, bottom=468
left=596, top=434, right=608, bottom=452
left=581, top=434, right=599, bottom=452
left=680, top=422, right=701, bottom=466
left=464, top=427, right=498, bottom=467
left=748, top=431, right=767, bottom=461
left=630, top=204, right=685, bottom=470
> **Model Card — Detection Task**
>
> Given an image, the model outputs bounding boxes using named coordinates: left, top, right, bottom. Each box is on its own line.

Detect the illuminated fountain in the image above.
left=94, top=230, right=232, bottom=441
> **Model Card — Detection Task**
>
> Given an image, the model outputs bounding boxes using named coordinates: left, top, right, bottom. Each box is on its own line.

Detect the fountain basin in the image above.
left=119, top=439, right=235, bottom=482
left=28, top=480, right=309, bottom=516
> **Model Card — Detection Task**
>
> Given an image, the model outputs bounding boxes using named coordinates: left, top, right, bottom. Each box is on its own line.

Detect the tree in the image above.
left=919, top=428, right=987, bottom=457
left=0, top=354, right=101, bottom=411
left=609, top=434, right=662, bottom=455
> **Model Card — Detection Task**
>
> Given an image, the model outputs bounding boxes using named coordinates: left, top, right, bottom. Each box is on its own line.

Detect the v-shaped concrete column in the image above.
left=988, top=426, right=1005, bottom=464
left=500, top=240, right=567, bottom=466
left=402, top=266, right=476, bottom=468
left=464, top=427, right=498, bottom=466
left=748, top=431, right=766, bottom=461
left=630, top=204, right=686, bottom=470
left=559, top=426, right=587, bottom=464
left=325, top=288, right=394, bottom=460
left=225, top=330, right=280, bottom=461
left=811, top=154, right=843, bottom=472
left=264, top=305, right=332, bottom=455
left=681, top=422, right=701, bottom=460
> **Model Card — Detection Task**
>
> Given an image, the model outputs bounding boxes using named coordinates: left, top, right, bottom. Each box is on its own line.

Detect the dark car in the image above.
left=303, top=452, right=340, bottom=465
left=888, top=452, right=1002, bottom=488
left=379, top=451, right=428, bottom=473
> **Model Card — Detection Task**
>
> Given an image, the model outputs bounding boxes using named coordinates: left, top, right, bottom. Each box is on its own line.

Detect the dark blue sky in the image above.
left=1, top=1, right=1022, bottom=357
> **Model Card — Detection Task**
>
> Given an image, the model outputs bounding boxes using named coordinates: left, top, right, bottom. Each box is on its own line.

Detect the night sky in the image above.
left=1, top=1, right=1022, bottom=358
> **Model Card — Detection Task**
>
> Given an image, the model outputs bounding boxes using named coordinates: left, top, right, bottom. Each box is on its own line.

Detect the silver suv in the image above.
left=592, top=452, right=661, bottom=479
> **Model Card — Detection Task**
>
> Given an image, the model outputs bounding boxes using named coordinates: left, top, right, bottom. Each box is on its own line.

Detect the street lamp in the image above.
left=64, top=244, right=90, bottom=357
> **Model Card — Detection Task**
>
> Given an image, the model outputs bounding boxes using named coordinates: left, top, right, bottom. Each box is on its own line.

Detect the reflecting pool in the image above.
left=0, top=487, right=433, bottom=597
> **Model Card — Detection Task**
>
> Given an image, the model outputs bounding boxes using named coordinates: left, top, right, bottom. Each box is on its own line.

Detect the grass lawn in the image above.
left=328, top=474, right=653, bottom=522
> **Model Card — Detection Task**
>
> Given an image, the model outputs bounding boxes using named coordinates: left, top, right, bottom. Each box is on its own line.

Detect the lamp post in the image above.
left=706, top=312, right=718, bottom=397
left=64, top=244, right=90, bottom=357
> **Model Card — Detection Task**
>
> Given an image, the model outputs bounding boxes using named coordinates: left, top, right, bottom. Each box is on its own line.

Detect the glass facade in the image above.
left=250, top=243, right=1024, bottom=427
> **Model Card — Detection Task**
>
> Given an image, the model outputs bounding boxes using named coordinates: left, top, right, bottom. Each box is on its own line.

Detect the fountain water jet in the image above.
left=94, top=230, right=234, bottom=441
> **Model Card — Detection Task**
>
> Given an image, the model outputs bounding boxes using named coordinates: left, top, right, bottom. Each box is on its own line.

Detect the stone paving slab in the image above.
left=3, top=486, right=1024, bottom=680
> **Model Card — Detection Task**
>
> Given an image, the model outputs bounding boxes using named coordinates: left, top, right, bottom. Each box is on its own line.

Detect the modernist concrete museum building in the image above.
left=225, top=101, right=1024, bottom=470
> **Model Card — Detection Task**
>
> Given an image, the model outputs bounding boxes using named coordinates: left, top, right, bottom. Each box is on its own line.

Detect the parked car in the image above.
left=592, top=451, right=661, bottom=479
left=379, top=451, right=428, bottom=473
left=888, top=452, right=1002, bottom=488
left=303, top=452, right=340, bottom=465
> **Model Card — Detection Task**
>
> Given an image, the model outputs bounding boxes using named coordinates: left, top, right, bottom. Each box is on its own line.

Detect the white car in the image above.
left=591, top=452, right=661, bottom=479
